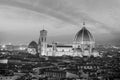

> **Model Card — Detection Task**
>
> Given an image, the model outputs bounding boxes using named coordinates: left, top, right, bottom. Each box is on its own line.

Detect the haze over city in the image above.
left=0, top=0, right=120, bottom=44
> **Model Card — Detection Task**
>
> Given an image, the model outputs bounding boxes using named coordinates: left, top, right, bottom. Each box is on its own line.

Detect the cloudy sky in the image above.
left=0, top=0, right=120, bottom=44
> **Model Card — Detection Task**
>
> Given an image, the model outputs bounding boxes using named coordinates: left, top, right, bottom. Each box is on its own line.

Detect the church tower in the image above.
left=38, top=29, right=47, bottom=56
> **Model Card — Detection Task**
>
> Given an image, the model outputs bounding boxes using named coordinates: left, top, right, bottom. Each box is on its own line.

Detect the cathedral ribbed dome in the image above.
left=74, top=27, right=94, bottom=42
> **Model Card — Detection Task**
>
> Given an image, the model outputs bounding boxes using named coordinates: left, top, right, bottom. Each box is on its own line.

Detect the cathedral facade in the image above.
left=37, top=23, right=99, bottom=57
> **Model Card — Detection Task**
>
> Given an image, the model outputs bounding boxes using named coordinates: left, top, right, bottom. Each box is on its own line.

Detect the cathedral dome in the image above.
left=28, top=41, right=38, bottom=49
left=74, top=27, right=94, bottom=43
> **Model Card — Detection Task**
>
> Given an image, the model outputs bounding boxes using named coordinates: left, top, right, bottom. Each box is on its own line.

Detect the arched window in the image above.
left=41, top=37, right=43, bottom=42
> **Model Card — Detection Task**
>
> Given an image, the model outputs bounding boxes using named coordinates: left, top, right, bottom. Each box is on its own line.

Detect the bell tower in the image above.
left=38, top=28, right=47, bottom=56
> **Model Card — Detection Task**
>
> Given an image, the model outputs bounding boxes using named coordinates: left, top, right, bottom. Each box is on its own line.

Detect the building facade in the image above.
left=37, top=23, right=99, bottom=57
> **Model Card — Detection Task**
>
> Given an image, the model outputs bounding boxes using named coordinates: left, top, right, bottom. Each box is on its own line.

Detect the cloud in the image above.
left=0, top=0, right=120, bottom=44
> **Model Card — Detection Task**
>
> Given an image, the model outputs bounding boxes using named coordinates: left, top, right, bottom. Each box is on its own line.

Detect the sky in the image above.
left=0, top=0, right=120, bottom=44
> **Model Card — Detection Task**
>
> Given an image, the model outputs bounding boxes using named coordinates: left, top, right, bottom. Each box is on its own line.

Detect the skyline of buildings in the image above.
left=27, top=22, right=99, bottom=57
left=0, top=0, right=120, bottom=80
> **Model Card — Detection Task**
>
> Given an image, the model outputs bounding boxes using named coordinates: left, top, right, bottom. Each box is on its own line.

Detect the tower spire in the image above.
left=43, top=25, right=44, bottom=30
